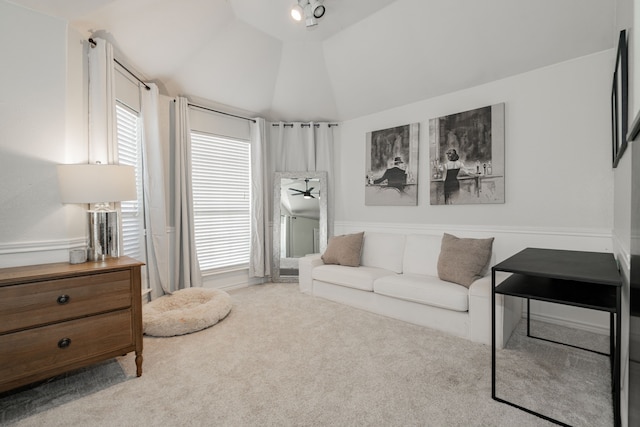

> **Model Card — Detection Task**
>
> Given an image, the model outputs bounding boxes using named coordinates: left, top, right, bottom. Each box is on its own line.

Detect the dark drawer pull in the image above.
left=58, top=338, right=72, bottom=349
left=57, top=294, right=70, bottom=305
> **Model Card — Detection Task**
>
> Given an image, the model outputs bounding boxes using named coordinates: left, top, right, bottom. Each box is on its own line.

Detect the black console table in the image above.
left=491, top=248, right=622, bottom=427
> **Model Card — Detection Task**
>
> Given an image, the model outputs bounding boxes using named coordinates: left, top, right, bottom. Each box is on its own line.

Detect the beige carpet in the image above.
left=1, top=283, right=613, bottom=426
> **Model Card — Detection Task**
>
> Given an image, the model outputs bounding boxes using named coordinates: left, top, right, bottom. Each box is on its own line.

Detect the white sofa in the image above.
left=299, top=232, right=522, bottom=348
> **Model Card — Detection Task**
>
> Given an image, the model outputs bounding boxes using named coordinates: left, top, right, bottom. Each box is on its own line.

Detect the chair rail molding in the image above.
left=0, top=238, right=87, bottom=268
left=334, top=221, right=613, bottom=252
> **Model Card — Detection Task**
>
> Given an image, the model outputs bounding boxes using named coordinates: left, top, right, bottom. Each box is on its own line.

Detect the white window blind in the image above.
left=190, top=131, right=251, bottom=272
left=116, top=103, right=145, bottom=262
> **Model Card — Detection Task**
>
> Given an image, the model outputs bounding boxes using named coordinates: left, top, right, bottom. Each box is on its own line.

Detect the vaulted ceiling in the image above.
left=9, top=0, right=614, bottom=122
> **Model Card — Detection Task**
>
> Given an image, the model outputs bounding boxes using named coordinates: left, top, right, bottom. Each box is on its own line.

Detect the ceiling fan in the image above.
left=289, top=178, right=315, bottom=199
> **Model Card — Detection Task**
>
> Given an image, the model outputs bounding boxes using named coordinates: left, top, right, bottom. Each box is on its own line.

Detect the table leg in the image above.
left=135, top=352, right=143, bottom=377
left=614, top=289, right=621, bottom=427
left=527, top=298, right=531, bottom=337
left=610, top=312, right=614, bottom=381
left=491, top=268, right=496, bottom=399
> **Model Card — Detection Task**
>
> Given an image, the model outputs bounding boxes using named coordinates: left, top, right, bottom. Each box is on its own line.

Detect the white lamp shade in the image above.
left=57, top=164, right=137, bottom=204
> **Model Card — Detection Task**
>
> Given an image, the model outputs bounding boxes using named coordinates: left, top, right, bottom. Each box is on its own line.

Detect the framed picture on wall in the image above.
left=612, top=29, right=628, bottom=168
left=429, top=103, right=505, bottom=205
left=365, top=123, right=419, bottom=206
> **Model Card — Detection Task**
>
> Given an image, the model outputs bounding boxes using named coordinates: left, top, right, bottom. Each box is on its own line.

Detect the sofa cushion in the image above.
left=403, top=234, right=442, bottom=277
left=373, top=274, right=469, bottom=312
left=360, top=232, right=406, bottom=273
left=437, top=233, right=494, bottom=287
left=321, top=232, right=364, bottom=267
left=313, top=264, right=394, bottom=291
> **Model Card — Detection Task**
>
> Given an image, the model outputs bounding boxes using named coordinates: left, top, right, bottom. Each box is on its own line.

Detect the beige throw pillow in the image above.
left=437, top=233, right=494, bottom=287
left=321, top=232, right=365, bottom=267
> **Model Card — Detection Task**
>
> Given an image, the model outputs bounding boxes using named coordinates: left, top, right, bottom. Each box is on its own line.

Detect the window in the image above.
left=116, top=103, right=146, bottom=263
left=190, top=131, right=251, bottom=272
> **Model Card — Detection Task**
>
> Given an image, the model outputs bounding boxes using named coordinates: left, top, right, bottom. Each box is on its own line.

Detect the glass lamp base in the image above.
left=87, top=210, right=120, bottom=261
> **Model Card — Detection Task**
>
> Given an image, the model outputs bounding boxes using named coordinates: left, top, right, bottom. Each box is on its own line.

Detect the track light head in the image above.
left=310, top=0, right=325, bottom=18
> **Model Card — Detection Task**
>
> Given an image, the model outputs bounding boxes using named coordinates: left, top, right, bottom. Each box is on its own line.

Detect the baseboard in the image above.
left=202, top=272, right=266, bottom=290
left=526, top=311, right=610, bottom=336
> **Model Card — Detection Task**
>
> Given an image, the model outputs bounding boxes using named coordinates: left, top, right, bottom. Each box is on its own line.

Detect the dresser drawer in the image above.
left=0, top=271, right=132, bottom=334
left=0, top=309, right=133, bottom=385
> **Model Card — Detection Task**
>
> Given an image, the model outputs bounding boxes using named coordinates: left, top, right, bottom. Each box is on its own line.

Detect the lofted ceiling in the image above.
left=9, top=0, right=614, bottom=122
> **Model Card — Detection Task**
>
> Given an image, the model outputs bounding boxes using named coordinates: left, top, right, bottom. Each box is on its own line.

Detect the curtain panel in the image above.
left=249, top=118, right=270, bottom=278
left=173, top=97, right=203, bottom=291
left=88, top=37, right=117, bottom=164
left=141, top=84, right=170, bottom=298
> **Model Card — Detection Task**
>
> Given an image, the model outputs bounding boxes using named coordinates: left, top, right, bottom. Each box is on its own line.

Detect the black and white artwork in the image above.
left=612, top=29, right=628, bottom=168
left=429, top=104, right=505, bottom=205
left=365, top=123, right=419, bottom=206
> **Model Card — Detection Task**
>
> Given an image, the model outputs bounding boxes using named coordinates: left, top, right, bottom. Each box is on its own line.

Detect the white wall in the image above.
left=0, top=2, right=87, bottom=267
left=336, top=51, right=613, bottom=231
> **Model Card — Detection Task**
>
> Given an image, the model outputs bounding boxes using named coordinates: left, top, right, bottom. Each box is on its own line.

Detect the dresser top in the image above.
left=0, top=256, right=145, bottom=286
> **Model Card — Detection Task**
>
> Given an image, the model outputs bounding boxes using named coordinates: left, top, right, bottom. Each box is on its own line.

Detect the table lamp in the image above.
left=57, top=164, right=136, bottom=261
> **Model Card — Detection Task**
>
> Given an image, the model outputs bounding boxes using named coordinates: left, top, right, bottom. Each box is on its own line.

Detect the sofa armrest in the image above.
left=298, top=253, right=324, bottom=294
left=468, top=272, right=522, bottom=348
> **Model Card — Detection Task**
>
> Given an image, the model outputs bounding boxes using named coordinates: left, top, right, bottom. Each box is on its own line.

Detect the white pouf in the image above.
left=143, top=288, right=232, bottom=337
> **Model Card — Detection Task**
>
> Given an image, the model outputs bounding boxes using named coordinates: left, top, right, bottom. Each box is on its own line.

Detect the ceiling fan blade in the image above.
left=291, top=192, right=302, bottom=196
left=307, top=186, right=315, bottom=192
left=289, top=188, right=304, bottom=193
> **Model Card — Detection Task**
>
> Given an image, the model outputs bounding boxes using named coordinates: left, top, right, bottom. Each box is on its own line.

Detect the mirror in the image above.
left=272, top=171, right=328, bottom=282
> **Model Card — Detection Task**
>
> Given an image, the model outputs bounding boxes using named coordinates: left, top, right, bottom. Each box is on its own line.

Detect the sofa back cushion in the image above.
left=360, top=232, right=406, bottom=273
left=402, top=234, right=442, bottom=277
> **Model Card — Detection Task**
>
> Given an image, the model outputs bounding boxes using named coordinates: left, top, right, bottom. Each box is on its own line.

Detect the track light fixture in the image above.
left=290, top=0, right=326, bottom=28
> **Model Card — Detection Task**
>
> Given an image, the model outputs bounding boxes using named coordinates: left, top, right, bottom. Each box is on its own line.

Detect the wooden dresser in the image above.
left=0, top=256, right=144, bottom=393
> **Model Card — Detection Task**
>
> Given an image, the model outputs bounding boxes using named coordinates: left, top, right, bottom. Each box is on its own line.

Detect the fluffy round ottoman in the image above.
left=143, top=288, right=232, bottom=337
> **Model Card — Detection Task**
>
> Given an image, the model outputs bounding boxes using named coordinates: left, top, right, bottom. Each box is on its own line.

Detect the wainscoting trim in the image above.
left=0, top=238, right=86, bottom=255
left=334, top=221, right=612, bottom=239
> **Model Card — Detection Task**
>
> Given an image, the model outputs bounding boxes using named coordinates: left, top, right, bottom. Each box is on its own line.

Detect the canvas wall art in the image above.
left=429, top=103, right=505, bottom=205
left=365, top=123, right=419, bottom=206
left=612, top=29, right=628, bottom=168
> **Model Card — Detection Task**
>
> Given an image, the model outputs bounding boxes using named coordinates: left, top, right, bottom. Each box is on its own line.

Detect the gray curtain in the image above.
left=249, top=118, right=270, bottom=278
left=141, top=84, right=170, bottom=298
left=172, top=96, right=202, bottom=291
left=314, top=123, right=335, bottom=239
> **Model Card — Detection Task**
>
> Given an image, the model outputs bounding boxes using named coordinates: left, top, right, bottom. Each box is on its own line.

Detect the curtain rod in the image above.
left=88, top=38, right=151, bottom=91
left=187, top=102, right=256, bottom=123
left=272, top=123, right=338, bottom=128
